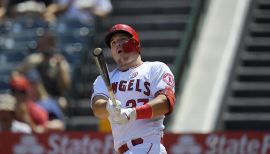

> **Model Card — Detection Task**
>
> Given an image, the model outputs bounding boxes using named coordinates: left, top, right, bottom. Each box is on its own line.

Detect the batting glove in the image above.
left=110, top=108, right=136, bottom=125
left=106, top=99, right=121, bottom=117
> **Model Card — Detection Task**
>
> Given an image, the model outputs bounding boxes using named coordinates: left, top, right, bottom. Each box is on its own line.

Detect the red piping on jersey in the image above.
left=147, top=143, right=153, bottom=154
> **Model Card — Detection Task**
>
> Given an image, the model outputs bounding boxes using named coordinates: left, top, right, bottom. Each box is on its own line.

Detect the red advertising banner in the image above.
left=164, top=132, right=270, bottom=154
left=1, top=131, right=270, bottom=154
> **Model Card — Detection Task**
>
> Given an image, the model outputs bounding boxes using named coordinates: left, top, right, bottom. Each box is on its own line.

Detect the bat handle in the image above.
left=108, top=87, right=121, bottom=115
left=108, top=87, right=117, bottom=106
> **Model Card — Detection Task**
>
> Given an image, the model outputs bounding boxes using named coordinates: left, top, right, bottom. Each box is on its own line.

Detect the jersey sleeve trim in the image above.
left=154, top=86, right=175, bottom=115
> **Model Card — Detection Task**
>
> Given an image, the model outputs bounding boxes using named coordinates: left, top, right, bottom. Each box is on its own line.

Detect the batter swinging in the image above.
left=91, top=24, right=175, bottom=154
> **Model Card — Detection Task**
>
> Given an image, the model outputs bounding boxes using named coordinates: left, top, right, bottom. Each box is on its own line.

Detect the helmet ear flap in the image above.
left=122, top=38, right=140, bottom=53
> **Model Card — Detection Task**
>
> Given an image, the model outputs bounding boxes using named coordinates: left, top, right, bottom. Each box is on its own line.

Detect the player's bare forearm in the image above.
left=148, top=94, right=170, bottom=117
left=91, top=96, right=109, bottom=119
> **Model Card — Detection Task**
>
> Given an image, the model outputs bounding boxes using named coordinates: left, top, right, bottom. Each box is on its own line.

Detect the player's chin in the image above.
left=117, top=57, right=129, bottom=65
left=117, top=60, right=131, bottom=70
left=117, top=61, right=127, bottom=68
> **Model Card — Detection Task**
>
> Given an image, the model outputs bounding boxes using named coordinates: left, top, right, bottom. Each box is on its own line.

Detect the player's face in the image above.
left=110, top=33, right=139, bottom=70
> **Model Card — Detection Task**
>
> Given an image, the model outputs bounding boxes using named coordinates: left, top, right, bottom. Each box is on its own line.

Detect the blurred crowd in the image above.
left=0, top=0, right=112, bottom=22
left=0, top=0, right=112, bottom=133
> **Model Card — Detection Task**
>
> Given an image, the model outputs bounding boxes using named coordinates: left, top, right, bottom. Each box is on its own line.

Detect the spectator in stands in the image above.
left=9, top=73, right=48, bottom=133
left=4, top=0, right=55, bottom=20
left=25, top=69, right=65, bottom=131
left=15, top=31, right=71, bottom=110
left=45, top=0, right=112, bottom=133
left=44, top=0, right=113, bottom=23
left=0, top=93, right=31, bottom=133
left=0, top=0, right=7, bottom=21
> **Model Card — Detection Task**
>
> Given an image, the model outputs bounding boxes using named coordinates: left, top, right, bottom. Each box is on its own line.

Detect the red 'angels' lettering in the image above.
left=111, top=79, right=150, bottom=96
left=126, top=98, right=149, bottom=108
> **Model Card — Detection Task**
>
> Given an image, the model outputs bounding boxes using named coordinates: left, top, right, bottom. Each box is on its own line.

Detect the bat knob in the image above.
left=93, top=48, right=103, bottom=56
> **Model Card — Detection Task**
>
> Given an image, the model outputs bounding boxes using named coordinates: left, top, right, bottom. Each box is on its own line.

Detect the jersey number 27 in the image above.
left=126, top=98, right=149, bottom=108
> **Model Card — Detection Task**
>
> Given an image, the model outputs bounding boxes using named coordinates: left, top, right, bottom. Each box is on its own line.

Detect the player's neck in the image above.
left=118, top=57, right=143, bottom=71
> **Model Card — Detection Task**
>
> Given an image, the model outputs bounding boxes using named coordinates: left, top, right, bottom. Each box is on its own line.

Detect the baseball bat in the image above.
left=92, top=48, right=117, bottom=106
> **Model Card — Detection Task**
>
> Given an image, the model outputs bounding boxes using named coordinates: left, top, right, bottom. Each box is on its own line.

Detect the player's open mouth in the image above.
left=117, top=50, right=123, bottom=54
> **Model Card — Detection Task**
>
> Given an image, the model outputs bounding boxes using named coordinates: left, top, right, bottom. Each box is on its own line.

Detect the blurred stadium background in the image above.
left=0, top=0, right=270, bottom=153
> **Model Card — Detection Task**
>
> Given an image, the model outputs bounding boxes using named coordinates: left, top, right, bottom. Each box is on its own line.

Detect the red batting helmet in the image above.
left=105, top=24, right=140, bottom=51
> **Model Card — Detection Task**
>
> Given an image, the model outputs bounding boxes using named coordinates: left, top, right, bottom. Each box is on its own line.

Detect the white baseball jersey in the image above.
left=91, top=61, right=175, bottom=150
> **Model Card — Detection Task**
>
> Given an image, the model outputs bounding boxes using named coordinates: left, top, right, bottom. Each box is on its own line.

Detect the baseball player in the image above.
left=91, top=24, right=175, bottom=154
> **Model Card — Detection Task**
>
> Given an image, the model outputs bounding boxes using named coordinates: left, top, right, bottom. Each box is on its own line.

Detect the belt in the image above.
left=118, top=138, right=144, bottom=154
left=117, top=137, right=163, bottom=154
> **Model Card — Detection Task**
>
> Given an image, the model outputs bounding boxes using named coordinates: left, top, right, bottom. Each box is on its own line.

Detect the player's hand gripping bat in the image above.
left=92, top=48, right=118, bottom=106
